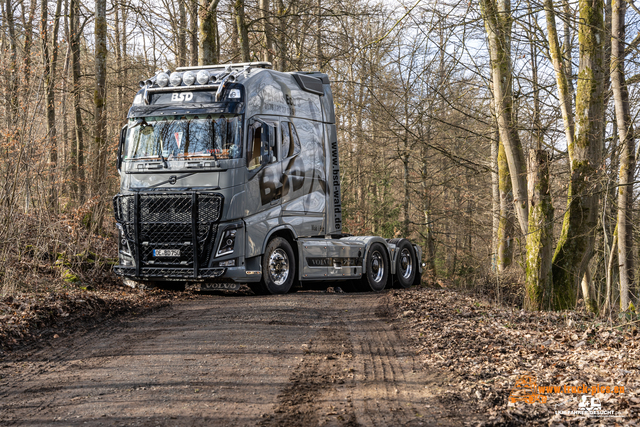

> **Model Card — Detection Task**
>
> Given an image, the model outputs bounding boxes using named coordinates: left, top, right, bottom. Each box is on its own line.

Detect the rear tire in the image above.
left=261, top=237, right=295, bottom=294
left=358, top=242, right=389, bottom=292
left=393, top=239, right=417, bottom=289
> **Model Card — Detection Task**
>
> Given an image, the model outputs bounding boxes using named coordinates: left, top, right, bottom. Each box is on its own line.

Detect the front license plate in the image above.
left=153, top=249, right=180, bottom=257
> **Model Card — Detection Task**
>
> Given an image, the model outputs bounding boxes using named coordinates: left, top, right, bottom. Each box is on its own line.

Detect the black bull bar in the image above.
left=113, top=191, right=226, bottom=280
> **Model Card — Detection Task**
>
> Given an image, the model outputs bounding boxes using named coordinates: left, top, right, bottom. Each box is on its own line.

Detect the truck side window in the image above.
left=289, top=122, right=301, bottom=157
left=280, top=122, right=290, bottom=160
left=248, top=121, right=262, bottom=170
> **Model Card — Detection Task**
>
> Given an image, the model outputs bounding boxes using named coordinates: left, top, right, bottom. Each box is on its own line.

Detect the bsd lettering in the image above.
left=171, top=92, right=193, bottom=102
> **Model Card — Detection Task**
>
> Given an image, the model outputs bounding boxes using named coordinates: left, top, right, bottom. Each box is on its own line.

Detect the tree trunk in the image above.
left=611, top=0, right=634, bottom=312
left=189, top=0, right=199, bottom=65
left=4, top=0, right=18, bottom=127
left=114, top=0, right=124, bottom=115
left=260, top=0, right=273, bottom=63
left=563, top=0, right=575, bottom=94
left=42, top=0, right=64, bottom=209
left=70, top=0, right=84, bottom=202
left=316, top=0, right=322, bottom=69
left=21, top=0, right=37, bottom=89
left=604, top=224, right=618, bottom=316
left=421, top=133, right=436, bottom=275
left=235, top=0, right=250, bottom=62
left=480, top=0, right=529, bottom=237
left=93, top=0, right=108, bottom=198
left=178, top=0, right=187, bottom=66
left=402, top=113, right=410, bottom=236
left=276, top=0, right=286, bottom=71
left=199, top=0, right=220, bottom=65
left=552, top=0, right=605, bottom=310
left=544, top=0, right=575, bottom=160
left=525, top=150, right=554, bottom=310
left=497, top=140, right=514, bottom=271
left=61, top=0, right=70, bottom=198
left=491, top=131, right=499, bottom=271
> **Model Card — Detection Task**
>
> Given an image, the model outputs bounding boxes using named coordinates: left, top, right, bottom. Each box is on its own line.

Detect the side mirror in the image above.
left=117, top=125, right=127, bottom=171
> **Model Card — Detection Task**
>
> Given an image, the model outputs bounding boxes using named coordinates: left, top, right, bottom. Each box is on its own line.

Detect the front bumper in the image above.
left=114, top=266, right=226, bottom=281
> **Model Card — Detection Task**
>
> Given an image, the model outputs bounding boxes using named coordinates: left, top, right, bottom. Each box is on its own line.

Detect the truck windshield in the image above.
left=124, top=115, right=242, bottom=160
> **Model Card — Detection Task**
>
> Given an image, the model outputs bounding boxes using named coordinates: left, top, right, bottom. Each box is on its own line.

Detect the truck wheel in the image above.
left=393, top=239, right=417, bottom=289
left=359, top=242, right=389, bottom=292
left=261, top=237, right=295, bottom=294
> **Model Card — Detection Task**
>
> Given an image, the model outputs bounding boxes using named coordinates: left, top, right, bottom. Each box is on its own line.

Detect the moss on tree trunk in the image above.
left=525, top=150, right=554, bottom=310
left=551, top=0, right=605, bottom=311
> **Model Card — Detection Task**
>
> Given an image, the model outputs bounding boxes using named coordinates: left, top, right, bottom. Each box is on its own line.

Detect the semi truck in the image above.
left=113, top=62, right=422, bottom=294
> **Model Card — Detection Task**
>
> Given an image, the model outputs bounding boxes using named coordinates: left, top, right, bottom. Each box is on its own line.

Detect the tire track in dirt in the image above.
left=261, top=292, right=467, bottom=426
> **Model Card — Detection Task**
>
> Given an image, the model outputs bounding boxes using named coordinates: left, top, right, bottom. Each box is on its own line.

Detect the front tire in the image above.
left=358, top=242, right=389, bottom=292
left=261, top=237, right=296, bottom=294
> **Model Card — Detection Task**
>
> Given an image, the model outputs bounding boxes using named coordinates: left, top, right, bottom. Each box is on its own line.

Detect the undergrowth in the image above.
left=0, top=198, right=118, bottom=296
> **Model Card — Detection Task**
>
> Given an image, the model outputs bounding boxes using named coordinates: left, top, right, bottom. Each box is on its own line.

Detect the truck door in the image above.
left=244, top=118, right=283, bottom=257
left=280, top=120, right=304, bottom=217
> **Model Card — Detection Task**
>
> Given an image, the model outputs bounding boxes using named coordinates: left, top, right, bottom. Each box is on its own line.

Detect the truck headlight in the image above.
left=216, top=229, right=237, bottom=256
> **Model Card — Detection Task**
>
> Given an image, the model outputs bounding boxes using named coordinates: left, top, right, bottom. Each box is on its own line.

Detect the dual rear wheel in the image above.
left=358, top=239, right=418, bottom=292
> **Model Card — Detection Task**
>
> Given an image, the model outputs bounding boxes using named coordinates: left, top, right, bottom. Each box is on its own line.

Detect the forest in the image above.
left=0, top=0, right=639, bottom=319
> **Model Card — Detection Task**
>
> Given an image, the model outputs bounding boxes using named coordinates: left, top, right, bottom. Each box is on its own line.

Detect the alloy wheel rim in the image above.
left=399, top=248, right=413, bottom=280
left=269, top=248, right=289, bottom=286
left=370, top=250, right=384, bottom=283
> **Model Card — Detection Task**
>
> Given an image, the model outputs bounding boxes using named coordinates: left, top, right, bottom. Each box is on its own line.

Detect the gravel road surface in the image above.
left=0, top=291, right=469, bottom=426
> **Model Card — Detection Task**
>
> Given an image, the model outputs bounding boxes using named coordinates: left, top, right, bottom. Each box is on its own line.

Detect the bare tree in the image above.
left=199, top=0, right=221, bottom=65
left=551, top=0, right=606, bottom=310
left=93, top=0, right=108, bottom=199
left=480, top=0, right=528, bottom=237
left=611, top=0, right=635, bottom=312
left=235, top=0, right=250, bottom=62
left=260, top=0, right=274, bottom=63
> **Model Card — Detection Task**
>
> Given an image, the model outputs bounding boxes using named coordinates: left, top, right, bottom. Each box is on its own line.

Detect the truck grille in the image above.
left=114, top=192, right=223, bottom=278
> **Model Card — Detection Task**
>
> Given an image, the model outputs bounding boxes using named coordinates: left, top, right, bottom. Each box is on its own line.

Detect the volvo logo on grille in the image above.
left=169, top=175, right=177, bottom=185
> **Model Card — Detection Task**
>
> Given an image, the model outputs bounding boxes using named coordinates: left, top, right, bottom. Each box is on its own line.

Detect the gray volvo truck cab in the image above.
left=113, top=62, right=422, bottom=293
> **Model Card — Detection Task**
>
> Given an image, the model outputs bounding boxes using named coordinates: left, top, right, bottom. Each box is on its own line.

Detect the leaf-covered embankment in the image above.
left=392, top=288, right=640, bottom=426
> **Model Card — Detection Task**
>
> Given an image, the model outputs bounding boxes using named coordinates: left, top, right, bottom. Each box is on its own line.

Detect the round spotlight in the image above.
left=169, top=72, right=182, bottom=87
left=156, top=73, right=170, bottom=87
left=196, top=70, right=210, bottom=85
left=183, top=71, right=196, bottom=86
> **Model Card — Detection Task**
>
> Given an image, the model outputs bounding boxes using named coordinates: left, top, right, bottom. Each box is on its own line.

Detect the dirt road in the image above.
left=0, top=291, right=471, bottom=426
